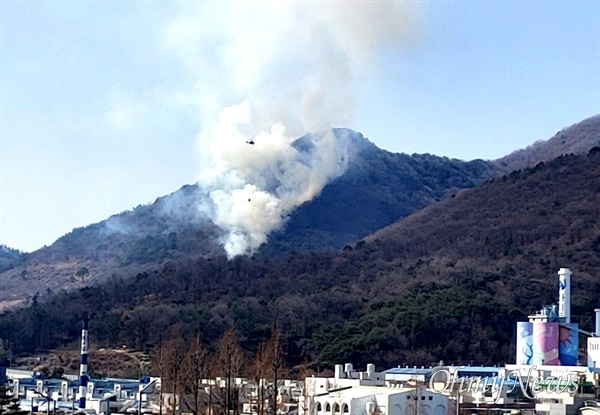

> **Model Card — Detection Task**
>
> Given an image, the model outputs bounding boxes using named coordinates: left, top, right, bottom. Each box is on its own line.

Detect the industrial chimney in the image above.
left=558, top=268, right=572, bottom=323
left=78, top=318, right=89, bottom=409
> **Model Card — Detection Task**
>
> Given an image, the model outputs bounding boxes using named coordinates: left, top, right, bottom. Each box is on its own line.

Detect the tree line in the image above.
left=154, top=325, right=287, bottom=415
left=1, top=150, right=600, bottom=374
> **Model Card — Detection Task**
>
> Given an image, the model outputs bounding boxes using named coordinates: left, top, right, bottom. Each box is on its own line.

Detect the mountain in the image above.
left=2, top=146, right=600, bottom=372
left=494, top=115, right=600, bottom=172
left=0, top=246, right=22, bottom=274
left=368, top=147, right=600, bottom=269
left=0, top=185, right=225, bottom=311
left=260, top=128, right=499, bottom=255
left=0, top=129, right=502, bottom=309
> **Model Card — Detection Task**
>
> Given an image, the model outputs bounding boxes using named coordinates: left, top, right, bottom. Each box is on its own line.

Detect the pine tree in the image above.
left=0, top=385, right=27, bottom=415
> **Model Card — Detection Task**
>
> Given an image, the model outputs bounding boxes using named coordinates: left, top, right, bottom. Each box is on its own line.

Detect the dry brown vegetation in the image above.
left=1, top=117, right=599, bottom=375
left=0, top=130, right=502, bottom=306
left=13, top=347, right=153, bottom=379
left=495, top=115, right=600, bottom=172
left=2, top=148, right=600, bottom=373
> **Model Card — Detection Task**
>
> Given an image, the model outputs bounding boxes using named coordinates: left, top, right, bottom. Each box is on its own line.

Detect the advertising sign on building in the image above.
left=587, top=337, right=600, bottom=367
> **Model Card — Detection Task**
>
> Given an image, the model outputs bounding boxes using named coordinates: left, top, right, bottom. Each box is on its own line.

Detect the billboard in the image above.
left=516, top=322, right=533, bottom=365
left=558, top=323, right=578, bottom=365
left=587, top=337, right=600, bottom=368
left=532, top=322, right=559, bottom=365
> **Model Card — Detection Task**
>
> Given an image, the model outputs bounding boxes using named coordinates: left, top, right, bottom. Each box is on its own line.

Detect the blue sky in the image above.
left=1, top=1, right=599, bottom=253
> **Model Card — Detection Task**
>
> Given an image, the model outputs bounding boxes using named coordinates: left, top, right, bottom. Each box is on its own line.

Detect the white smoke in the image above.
left=163, top=2, right=421, bottom=257
left=197, top=102, right=351, bottom=256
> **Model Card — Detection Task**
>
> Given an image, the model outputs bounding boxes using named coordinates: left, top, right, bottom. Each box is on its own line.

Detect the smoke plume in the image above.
left=164, top=2, right=421, bottom=257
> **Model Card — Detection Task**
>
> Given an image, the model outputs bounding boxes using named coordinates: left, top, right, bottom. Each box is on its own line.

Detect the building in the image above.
left=6, top=370, right=160, bottom=415
left=304, top=364, right=450, bottom=415
left=510, top=269, right=600, bottom=415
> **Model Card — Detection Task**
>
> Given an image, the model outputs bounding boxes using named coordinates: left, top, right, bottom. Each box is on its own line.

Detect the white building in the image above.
left=505, top=364, right=599, bottom=415
left=304, top=364, right=450, bottom=415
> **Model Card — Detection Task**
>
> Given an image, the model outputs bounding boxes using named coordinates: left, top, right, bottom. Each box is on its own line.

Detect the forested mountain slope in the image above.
left=2, top=148, right=600, bottom=372
left=494, top=115, right=600, bottom=172
left=0, top=130, right=500, bottom=308
left=260, top=132, right=498, bottom=255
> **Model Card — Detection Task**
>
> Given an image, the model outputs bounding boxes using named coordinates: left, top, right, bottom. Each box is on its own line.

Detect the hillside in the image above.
left=494, top=115, right=600, bottom=172
left=260, top=132, right=498, bottom=255
left=0, top=246, right=22, bottom=274
left=0, top=185, right=225, bottom=311
left=0, top=129, right=501, bottom=308
left=2, top=147, right=600, bottom=373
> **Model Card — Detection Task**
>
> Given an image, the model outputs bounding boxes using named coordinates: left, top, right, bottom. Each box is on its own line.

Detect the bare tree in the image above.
left=181, top=335, right=208, bottom=415
left=154, top=336, right=166, bottom=415
left=215, top=328, right=245, bottom=415
left=265, top=327, right=285, bottom=414
left=296, top=363, right=314, bottom=415
left=253, top=341, right=270, bottom=415
left=162, top=330, right=187, bottom=415
left=404, top=381, right=426, bottom=415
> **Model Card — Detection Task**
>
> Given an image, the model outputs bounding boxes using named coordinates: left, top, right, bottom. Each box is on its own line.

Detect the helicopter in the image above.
left=246, top=140, right=255, bottom=145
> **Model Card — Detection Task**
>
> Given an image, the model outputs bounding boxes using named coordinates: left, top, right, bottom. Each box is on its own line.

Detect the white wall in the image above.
left=311, top=385, right=450, bottom=415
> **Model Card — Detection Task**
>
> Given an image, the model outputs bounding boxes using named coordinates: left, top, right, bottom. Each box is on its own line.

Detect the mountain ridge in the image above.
left=2, top=146, right=600, bottom=370
left=0, top=115, right=598, bottom=311
left=0, top=129, right=504, bottom=308
left=494, top=114, right=600, bottom=171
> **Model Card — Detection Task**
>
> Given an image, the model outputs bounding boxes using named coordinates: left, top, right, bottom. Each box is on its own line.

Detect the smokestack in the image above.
left=78, top=318, right=89, bottom=409
left=558, top=268, right=572, bottom=323
left=595, top=309, right=600, bottom=336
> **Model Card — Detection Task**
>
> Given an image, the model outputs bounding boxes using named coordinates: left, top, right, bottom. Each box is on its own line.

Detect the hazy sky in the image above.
left=1, top=1, right=599, bottom=253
